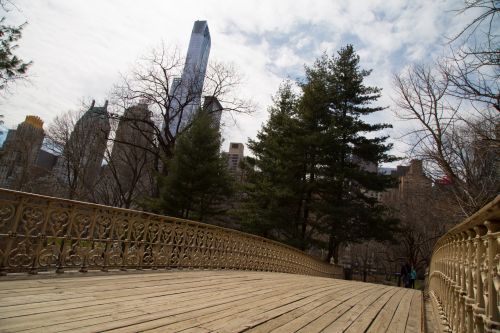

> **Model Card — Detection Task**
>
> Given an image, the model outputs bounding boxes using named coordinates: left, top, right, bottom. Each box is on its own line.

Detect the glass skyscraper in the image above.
left=169, top=20, right=211, bottom=136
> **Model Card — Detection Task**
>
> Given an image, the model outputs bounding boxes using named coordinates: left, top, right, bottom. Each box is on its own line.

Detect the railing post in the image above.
left=484, top=220, right=500, bottom=331
left=0, top=196, right=24, bottom=276
left=101, top=214, right=115, bottom=273
left=473, top=225, right=487, bottom=333
left=56, top=204, right=75, bottom=274
left=457, top=232, right=467, bottom=333
left=79, top=208, right=97, bottom=273
left=450, top=234, right=458, bottom=331
left=120, top=215, right=133, bottom=271
left=28, top=205, right=50, bottom=275
left=465, top=228, right=476, bottom=332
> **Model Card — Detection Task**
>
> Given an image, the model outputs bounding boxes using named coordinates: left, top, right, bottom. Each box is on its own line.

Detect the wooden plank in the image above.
left=0, top=273, right=292, bottom=319
left=160, top=282, right=358, bottom=333
left=0, top=278, right=306, bottom=332
left=272, top=286, right=376, bottom=333
left=16, top=284, right=288, bottom=333
left=343, top=287, right=401, bottom=333
left=366, top=288, right=408, bottom=333
left=0, top=271, right=267, bottom=306
left=386, top=288, right=414, bottom=333
left=305, top=285, right=390, bottom=333
left=61, top=284, right=336, bottom=333
left=0, top=271, right=422, bottom=333
left=405, top=290, right=422, bottom=333
left=142, top=282, right=354, bottom=332
left=1, top=280, right=295, bottom=332
left=245, top=283, right=364, bottom=333
left=269, top=284, right=379, bottom=333
left=204, top=285, right=351, bottom=333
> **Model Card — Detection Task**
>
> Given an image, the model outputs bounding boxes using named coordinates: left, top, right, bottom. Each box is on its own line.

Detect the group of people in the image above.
left=400, top=263, right=417, bottom=288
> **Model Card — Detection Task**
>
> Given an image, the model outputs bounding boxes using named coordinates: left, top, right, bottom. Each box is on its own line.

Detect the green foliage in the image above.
left=239, top=82, right=310, bottom=249
left=0, top=17, right=31, bottom=90
left=147, top=111, right=233, bottom=221
left=242, top=45, right=399, bottom=261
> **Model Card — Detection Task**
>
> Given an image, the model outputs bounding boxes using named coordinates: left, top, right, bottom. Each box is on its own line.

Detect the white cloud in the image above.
left=0, top=0, right=475, bottom=161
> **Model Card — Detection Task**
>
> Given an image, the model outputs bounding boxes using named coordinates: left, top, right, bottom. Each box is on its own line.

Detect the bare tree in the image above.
left=450, top=0, right=499, bottom=45
left=111, top=44, right=253, bottom=185
left=443, top=46, right=499, bottom=112
left=93, top=104, right=156, bottom=208
left=445, top=0, right=499, bottom=112
left=393, top=63, right=499, bottom=215
left=45, top=103, right=110, bottom=201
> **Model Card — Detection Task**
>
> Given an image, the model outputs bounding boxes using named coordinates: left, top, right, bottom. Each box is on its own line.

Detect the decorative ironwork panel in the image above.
left=0, top=189, right=341, bottom=279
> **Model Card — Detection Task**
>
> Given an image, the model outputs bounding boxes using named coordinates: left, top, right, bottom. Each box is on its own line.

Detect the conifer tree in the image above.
left=0, top=15, right=31, bottom=91
left=240, top=82, right=310, bottom=249
left=300, top=45, right=398, bottom=262
left=149, top=110, right=233, bottom=222
left=243, top=45, right=399, bottom=262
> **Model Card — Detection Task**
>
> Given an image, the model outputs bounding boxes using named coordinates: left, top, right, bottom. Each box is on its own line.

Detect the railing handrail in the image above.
left=0, top=188, right=341, bottom=278
left=432, top=195, right=500, bottom=249
left=0, top=188, right=331, bottom=267
left=427, top=194, right=500, bottom=333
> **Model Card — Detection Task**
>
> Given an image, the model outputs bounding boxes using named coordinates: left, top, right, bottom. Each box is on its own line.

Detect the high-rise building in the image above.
left=107, top=103, right=155, bottom=206
left=203, top=96, right=223, bottom=130
left=380, top=159, right=432, bottom=204
left=227, top=142, right=244, bottom=181
left=168, top=20, right=211, bottom=136
left=0, top=115, right=45, bottom=190
left=53, top=100, right=110, bottom=199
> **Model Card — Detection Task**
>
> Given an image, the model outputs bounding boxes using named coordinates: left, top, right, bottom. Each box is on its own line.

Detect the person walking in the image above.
left=400, top=263, right=411, bottom=288
left=410, top=266, right=417, bottom=289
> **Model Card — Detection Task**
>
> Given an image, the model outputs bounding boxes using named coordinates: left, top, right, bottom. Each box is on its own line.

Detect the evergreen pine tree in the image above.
left=240, top=82, right=310, bottom=248
left=299, top=45, right=398, bottom=262
left=0, top=17, right=31, bottom=90
left=150, top=110, right=233, bottom=222
left=243, top=45, right=399, bottom=262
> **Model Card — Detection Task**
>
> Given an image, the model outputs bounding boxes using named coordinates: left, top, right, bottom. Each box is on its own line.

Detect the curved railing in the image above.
left=428, top=195, right=500, bottom=333
left=0, top=189, right=341, bottom=278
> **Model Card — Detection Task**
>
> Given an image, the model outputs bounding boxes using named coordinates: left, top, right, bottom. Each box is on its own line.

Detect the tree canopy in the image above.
left=241, top=45, right=399, bottom=262
left=147, top=110, right=233, bottom=221
left=0, top=13, right=31, bottom=91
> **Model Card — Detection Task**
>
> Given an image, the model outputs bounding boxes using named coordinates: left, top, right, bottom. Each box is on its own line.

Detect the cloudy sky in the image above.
left=1, top=0, right=476, bottom=160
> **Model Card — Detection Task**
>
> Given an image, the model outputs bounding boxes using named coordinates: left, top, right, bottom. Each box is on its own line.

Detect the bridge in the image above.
left=0, top=189, right=498, bottom=332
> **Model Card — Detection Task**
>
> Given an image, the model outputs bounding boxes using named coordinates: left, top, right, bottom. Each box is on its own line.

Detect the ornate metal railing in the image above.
left=428, top=195, right=500, bottom=333
left=0, top=189, right=341, bottom=278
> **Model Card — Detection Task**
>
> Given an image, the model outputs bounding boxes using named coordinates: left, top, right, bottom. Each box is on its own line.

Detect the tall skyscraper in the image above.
left=107, top=103, right=155, bottom=206
left=169, top=20, right=211, bottom=136
left=0, top=115, right=45, bottom=190
left=53, top=100, right=110, bottom=199
left=203, top=96, right=223, bottom=130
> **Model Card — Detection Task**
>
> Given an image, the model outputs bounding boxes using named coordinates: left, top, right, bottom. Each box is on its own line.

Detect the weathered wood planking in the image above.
left=0, top=270, right=422, bottom=333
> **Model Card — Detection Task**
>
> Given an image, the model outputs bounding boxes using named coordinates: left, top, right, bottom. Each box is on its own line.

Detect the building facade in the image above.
left=380, top=159, right=432, bottom=204
left=0, top=116, right=45, bottom=190
left=202, top=96, right=223, bottom=130
left=53, top=100, right=110, bottom=200
left=168, top=20, right=211, bottom=136
left=106, top=103, right=155, bottom=207
left=227, top=142, right=244, bottom=181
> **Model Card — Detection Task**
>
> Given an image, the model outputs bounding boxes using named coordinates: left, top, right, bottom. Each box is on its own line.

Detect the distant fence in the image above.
left=0, top=189, right=341, bottom=278
left=428, top=195, right=500, bottom=333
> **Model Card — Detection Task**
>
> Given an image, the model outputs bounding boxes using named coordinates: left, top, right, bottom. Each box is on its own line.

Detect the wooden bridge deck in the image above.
left=0, top=270, right=422, bottom=333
